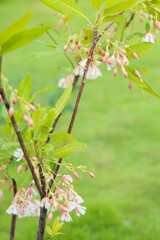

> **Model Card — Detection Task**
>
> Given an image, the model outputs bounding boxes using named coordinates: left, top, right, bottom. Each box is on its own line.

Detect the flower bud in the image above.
left=73, top=171, right=79, bottom=180
left=71, top=44, right=75, bottom=52
left=8, top=108, right=14, bottom=118
left=17, top=164, right=23, bottom=173
left=32, top=156, right=37, bottom=161
left=105, top=52, right=109, bottom=59
left=117, top=59, right=122, bottom=67
left=139, top=16, right=143, bottom=23
left=103, top=57, right=107, bottom=64
left=28, top=186, right=32, bottom=196
left=8, top=184, right=12, bottom=192
left=30, top=105, right=36, bottom=112
left=29, top=119, right=34, bottom=127
left=57, top=24, right=61, bottom=29
left=128, top=81, right=132, bottom=89
left=89, top=172, right=95, bottom=178
left=155, top=21, right=159, bottom=29
left=75, top=40, right=79, bottom=45
left=98, top=47, right=103, bottom=55
left=135, top=70, right=141, bottom=79
left=140, top=10, right=144, bottom=15
left=133, top=52, right=138, bottom=60
left=64, top=45, right=68, bottom=52
left=24, top=200, right=28, bottom=208
left=0, top=94, right=2, bottom=102
left=4, top=175, right=8, bottom=181
left=84, top=34, right=88, bottom=40
left=34, top=168, right=38, bottom=176
left=77, top=42, right=82, bottom=50
left=13, top=97, right=17, bottom=105
left=101, top=50, right=105, bottom=57
left=148, top=14, right=152, bottom=21
left=48, top=212, right=53, bottom=221
left=61, top=15, right=67, bottom=19
left=24, top=115, right=29, bottom=123
left=113, top=68, right=118, bottom=77
left=68, top=163, right=73, bottom=167
left=53, top=13, right=57, bottom=16
left=124, top=72, right=128, bottom=79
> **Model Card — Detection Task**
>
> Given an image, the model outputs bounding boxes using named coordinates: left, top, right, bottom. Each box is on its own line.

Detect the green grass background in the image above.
left=1, top=0, right=160, bottom=239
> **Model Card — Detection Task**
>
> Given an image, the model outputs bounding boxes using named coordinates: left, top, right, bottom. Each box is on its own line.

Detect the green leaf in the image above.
left=18, top=73, right=31, bottom=101
left=105, top=0, right=121, bottom=8
left=55, top=82, right=72, bottom=118
left=116, top=15, right=127, bottom=42
left=46, top=226, right=52, bottom=236
left=0, top=25, right=53, bottom=55
left=52, top=142, right=86, bottom=158
left=34, top=86, right=57, bottom=95
left=50, top=131, right=77, bottom=147
left=126, top=66, right=160, bottom=99
left=32, top=109, right=46, bottom=127
left=0, top=13, right=32, bottom=46
left=41, top=0, right=84, bottom=16
left=103, top=14, right=123, bottom=22
left=43, top=108, right=56, bottom=128
left=104, top=0, right=137, bottom=16
left=52, top=216, right=60, bottom=233
left=52, top=223, right=64, bottom=236
left=126, top=43, right=154, bottom=60
left=90, top=0, right=106, bottom=10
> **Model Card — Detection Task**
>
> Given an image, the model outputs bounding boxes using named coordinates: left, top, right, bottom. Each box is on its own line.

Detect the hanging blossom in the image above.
left=74, top=58, right=102, bottom=79
left=13, top=148, right=24, bottom=162
left=6, top=174, right=87, bottom=222
left=6, top=188, right=40, bottom=218
left=58, top=74, right=74, bottom=88
left=142, top=33, right=155, bottom=44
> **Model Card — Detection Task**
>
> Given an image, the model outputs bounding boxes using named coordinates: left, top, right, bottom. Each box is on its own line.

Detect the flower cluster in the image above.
left=6, top=174, right=86, bottom=222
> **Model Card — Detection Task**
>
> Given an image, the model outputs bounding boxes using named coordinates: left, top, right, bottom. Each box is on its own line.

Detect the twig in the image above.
left=0, top=57, right=44, bottom=198
left=46, top=74, right=79, bottom=144
left=126, top=13, right=135, bottom=28
left=47, top=28, right=99, bottom=192
left=10, top=178, right=17, bottom=240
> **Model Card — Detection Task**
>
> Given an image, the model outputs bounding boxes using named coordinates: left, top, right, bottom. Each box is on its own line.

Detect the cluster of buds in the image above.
left=139, top=10, right=159, bottom=43
left=53, top=12, right=67, bottom=29
left=0, top=180, right=5, bottom=201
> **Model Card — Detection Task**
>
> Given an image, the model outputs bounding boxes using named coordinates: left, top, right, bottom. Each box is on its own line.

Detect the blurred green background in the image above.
left=1, top=0, right=160, bottom=239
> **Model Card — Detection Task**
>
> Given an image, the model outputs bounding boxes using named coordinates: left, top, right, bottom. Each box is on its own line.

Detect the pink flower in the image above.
left=75, top=205, right=86, bottom=216
left=142, top=33, right=155, bottom=44
left=59, top=212, right=72, bottom=222
left=41, top=197, right=52, bottom=210
left=58, top=75, right=74, bottom=88
left=61, top=175, right=73, bottom=186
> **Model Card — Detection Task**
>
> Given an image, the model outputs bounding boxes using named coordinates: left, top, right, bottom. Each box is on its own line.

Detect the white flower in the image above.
left=13, top=148, right=24, bottom=162
left=75, top=205, right=86, bottom=216
left=74, top=59, right=102, bottom=80
left=73, top=194, right=84, bottom=204
left=41, top=197, right=52, bottom=211
left=142, top=33, right=155, bottom=44
left=58, top=74, right=74, bottom=88
left=61, top=175, right=73, bottom=186
left=59, top=212, right=72, bottom=222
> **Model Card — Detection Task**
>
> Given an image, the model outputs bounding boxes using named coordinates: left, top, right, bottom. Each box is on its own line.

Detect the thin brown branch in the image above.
left=46, top=75, right=79, bottom=144
left=47, top=28, right=99, bottom=193
left=37, top=158, right=46, bottom=195
left=0, top=70, right=43, bottom=198
left=126, top=13, right=135, bottom=28
left=10, top=178, right=17, bottom=240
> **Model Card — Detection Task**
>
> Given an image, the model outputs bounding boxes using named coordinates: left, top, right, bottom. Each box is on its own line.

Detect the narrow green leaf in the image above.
left=104, top=0, right=137, bottom=16
left=105, top=0, right=121, bottom=8
left=50, top=131, right=77, bottom=146
left=41, top=0, right=83, bottom=16
left=90, top=0, right=106, bottom=10
left=52, top=216, right=60, bottom=234
left=46, top=226, right=52, bottom=236
left=0, top=25, right=53, bottom=55
left=126, top=66, right=160, bottom=99
left=32, top=110, right=46, bottom=127
left=0, top=13, right=32, bottom=45
left=18, top=73, right=31, bottom=101
left=126, top=43, right=154, bottom=60
left=33, top=86, right=57, bottom=96
left=103, top=14, right=123, bottom=22
left=55, top=82, right=72, bottom=118
left=43, top=108, right=56, bottom=128
left=52, top=142, right=86, bottom=158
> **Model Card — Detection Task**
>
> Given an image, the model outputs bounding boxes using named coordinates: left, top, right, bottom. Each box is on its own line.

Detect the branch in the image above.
left=47, top=28, right=99, bottom=193
left=0, top=57, right=44, bottom=198
left=37, top=158, right=46, bottom=196
left=10, top=178, right=17, bottom=240
left=46, top=74, right=79, bottom=144
left=126, top=13, right=135, bottom=28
